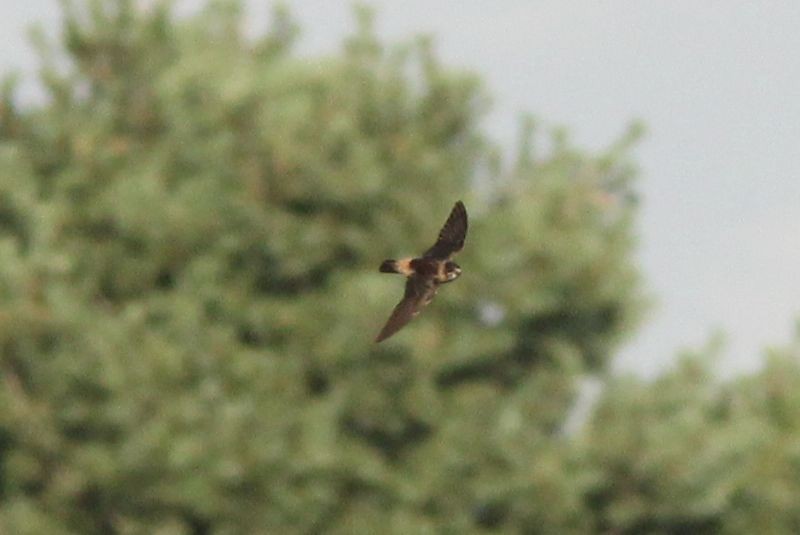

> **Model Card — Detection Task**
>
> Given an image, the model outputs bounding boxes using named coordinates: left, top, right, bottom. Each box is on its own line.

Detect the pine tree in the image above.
left=0, top=1, right=643, bottom=532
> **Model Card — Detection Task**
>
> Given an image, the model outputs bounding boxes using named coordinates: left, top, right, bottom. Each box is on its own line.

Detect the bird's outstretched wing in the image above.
left=374, top=275, right=438, bottom=343
left=423, top=201, right=468, bottom=259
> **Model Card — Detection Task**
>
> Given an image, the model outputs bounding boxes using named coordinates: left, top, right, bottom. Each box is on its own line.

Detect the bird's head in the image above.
left=444, top=261, right=462, bottom=281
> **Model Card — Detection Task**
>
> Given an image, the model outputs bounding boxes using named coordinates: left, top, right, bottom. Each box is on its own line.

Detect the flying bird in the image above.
left=375, top=201, right=468, bottom=343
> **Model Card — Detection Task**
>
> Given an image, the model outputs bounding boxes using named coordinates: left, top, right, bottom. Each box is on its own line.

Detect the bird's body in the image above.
left=381, top=257, right=457, bottom=282
left=375, top=201, right=468, bottom=343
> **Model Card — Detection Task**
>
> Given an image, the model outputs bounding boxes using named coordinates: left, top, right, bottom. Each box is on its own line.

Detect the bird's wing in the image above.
left=423, top=201, right=468, bottom=259
left=374, top=275, right=438, bottom=343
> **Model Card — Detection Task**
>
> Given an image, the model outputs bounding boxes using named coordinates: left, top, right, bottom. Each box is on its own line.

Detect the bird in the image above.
left=374, top=200, right=468, bottom=343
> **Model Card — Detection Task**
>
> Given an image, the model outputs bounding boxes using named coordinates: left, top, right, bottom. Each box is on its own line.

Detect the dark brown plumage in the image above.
left=375, top=201, right=468, bottom=343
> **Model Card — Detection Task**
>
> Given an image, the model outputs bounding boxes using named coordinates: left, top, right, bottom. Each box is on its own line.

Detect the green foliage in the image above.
left=578, top=336, right=800, bottom=534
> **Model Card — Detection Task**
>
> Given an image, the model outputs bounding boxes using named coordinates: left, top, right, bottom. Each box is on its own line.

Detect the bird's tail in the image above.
left=379, top=259, right=400, bottom=274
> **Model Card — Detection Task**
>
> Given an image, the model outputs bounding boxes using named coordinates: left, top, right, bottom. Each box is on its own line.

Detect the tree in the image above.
left=577, top=332, right=800, bottom=534
left=0, top=1, right=643, bottom=532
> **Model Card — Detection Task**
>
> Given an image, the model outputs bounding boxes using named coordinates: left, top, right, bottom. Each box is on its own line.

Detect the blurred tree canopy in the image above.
left=1, top=1, right=797, bottom=534
left=579, top=335, right=800, bottom=534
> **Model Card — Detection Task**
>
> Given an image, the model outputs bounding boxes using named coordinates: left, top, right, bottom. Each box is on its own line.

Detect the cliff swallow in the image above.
left=375, top=201, right=468, bottom=343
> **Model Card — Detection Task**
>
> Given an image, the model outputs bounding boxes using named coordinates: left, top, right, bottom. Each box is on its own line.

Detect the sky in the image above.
left=3, top=1, right=800, bottom=377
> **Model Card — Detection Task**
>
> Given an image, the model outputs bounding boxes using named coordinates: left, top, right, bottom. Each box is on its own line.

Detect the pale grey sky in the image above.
left=4, top=1, right=800, bottom=376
